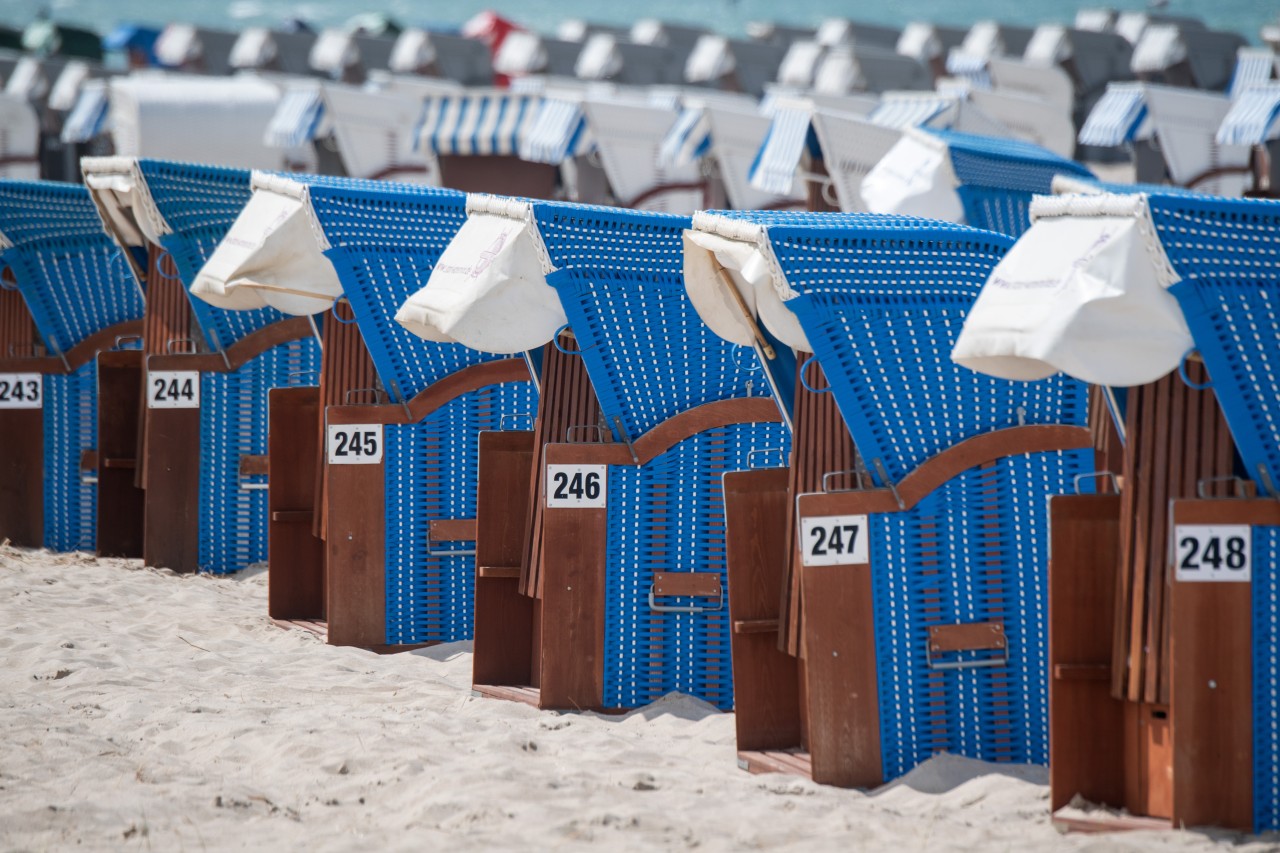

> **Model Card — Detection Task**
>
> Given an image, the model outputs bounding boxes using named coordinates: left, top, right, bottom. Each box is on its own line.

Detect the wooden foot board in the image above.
left=737, top=750, right=814, bottom=779
left=1051, top=808, right=1171, bottom=834
left=472, top=684, right=542, bottom=708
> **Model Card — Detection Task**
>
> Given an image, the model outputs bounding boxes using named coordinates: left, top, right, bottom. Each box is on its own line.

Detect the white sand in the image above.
left=2, top=545, right=1274, bottom=852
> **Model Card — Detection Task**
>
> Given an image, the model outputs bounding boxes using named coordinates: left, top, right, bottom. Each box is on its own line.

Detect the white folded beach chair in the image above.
left=388, top=28, right=492, bottom=84
left=1114, top=11, right=1206, bottom=44
left=966, top=87, right=1077, bottom=158
left=745, top=22, right=814, bottom=48
left=808, top=109, right=903, bottom=211
left=630, top=19, right=709, bottom=65
left=1131, top=24, right=1247, bottom=91
left=309, top=29, right=396, bottom=83
left=989, top=24, right=1133, bottom=128
left=153, top=24, right=239, bottom=76
left=229, top=27, right=318, bottom=76
left=814, top=18, right=901, bottom=49
left=946, top=21, right=1036, bottom=89
left=1143, top=84, right=1250, bottom=195
left=322, top=84, right=439, bottom=182
left=582, top=96, right=702, bottom=212
left=493, top=31, right=582, bottom=81
left=573, top=33, right=680, bottom=86
left=748, top=93, right=878, bottom=199
left=896, top=22, right=968, bottom=81
left=1228, top=47, right=1280, bottom=97
left=813, top=44, right=932, bottom=95
left=685, top=35, right=786, bottom=97
left=556, top=20, right=628, bottom=43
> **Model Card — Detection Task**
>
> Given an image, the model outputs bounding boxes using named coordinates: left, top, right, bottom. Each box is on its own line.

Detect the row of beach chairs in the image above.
left=0, top=112, right=1277, bottom=836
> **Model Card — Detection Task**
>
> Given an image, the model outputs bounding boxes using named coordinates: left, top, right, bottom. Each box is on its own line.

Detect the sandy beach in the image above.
left=0, top=544, right=1274, bottom=851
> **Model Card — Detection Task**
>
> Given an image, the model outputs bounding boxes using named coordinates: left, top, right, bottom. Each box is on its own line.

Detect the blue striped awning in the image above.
left=657, top=106, right=711, bottom=168
left=418, top=92, right=541, bottom=157
left=944, top=51, right=992, bottom=90
left=519, top=98, right=593, bottom=164
left=60, top=81, right=109, bottom=144
left=868, top=95, right=953, bottom=130
left=1228, top=48, right=1277, bottom=98
left=264, top=87, right=325, bottom=149
left=1078, top=83, right=1147, bottom=147
left=1217, top=84, right=1280, bottom=146
left=748, top=105, right=813, bottom=196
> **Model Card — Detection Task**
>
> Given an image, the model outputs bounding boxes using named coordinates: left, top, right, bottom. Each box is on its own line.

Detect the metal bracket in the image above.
left=925, top=622, right=1009, bottom=671
left=872, top=458, right=904, bottom=510
left=499, top=412, right=533, bottom=431
left=648, top=577, right=724, bottom=614
left=613, top=416, right=639, bottom=464
left=425, top=529, right=476, bottom=558
left=238, top=475, right=269, bottom=492
left=821, top=467, right=865, bottom=494
left=747, top=447, right=786, bottom=470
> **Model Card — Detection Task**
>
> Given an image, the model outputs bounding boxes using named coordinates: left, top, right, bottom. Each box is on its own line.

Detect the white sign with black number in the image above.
left=0, top=373, right=42, bottom=409
left=148, top=370, right=200, bottom=409
left=1174, top=524, right=1251, bottom=582
left=545, top=464, right=606, bottom=508
left=800, top=514, right=870, bottom=567
left=327, top=424, right=383, bottom=464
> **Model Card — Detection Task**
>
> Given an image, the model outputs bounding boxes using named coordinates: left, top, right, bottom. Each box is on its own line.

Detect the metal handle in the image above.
left=1197, top=475, right=1252, bottom=500
left=1074, top=471, right=1119, bottom=495
left=732, top=345, right=763, bottom=373
left=499, top=413, right=533, bottom=431
left=330, top=299, right=358, bottom=325
left=1178, top=348, right=1212, bottom=390
left=112, top=334, right=142, bottom=350
left=822, top=467, right=865, bottom=493
left=747, top=447, right=785, bottom=469
left=287, top=369, right=319, bottom=385
left=238, top=475, right=269, bottom=492
left=798, top=355, right=831, bottom=394
left=425, top=529, right=476, bottom=558
left=926, top=645, right=1009, bottom=671
left=647, top=585, right=723, bottom=614
left=166, top=337, right=198, bottom=355
left=80, top=472, right=98, bottom=485
left=566, top=424, right=604, bottom=443
left=343, top=387, right=385, bottom=405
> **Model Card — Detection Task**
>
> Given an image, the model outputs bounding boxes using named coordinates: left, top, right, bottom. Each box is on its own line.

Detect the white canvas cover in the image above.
left=951, top=192, right=1190, bottom=386
left=189, top=173, right=341, bottom=316
left=322, top=85, right=439, bottom=183
left=705, top=103, right=804, bottom=211
left=109, top=74, right=305, bottom=170
left=682, top=212, right=810, bottom=352
left=809, top=109, right=901, bottom=211
left=80, top=157, right=170, bottom=254
left=395, top=195, right=564, bottom=354
left=967, top=87, right=1075, bottom=158
left=582, top=97, right=700, bottom=212
left=1142, top=85, right=1250, bottom=196
left=0, top=93, right=39, bottom=180
left=859, top=127, right=964, bottom=222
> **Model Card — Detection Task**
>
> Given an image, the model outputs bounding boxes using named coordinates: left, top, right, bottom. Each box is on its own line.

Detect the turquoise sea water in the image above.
left=0, top=0, right=1272, bottom=43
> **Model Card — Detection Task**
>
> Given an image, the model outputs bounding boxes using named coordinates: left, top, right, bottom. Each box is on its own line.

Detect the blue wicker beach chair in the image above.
left=684, top=210, right=1092, bottom=786
left=397, top=195, right=790, bottom=711
left=192, top=174, right=534, bottom=647
left=82, top=157, right=320, bottom=575
left=952, top=190, right=1280, bottom=832
left=0, top=179, right=146, bottom=553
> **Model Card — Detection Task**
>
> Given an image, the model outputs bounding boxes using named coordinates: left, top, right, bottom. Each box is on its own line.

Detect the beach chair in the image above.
left=82, top=158, right=320, bottom=574
left=860, top=127, right=1095, bottom=236
left=1130, top=24, right=1246, bottom=92
left=1218, top=81, right=1280, bottom=193
left=309, top=29, right=396, bottom=84
left=397, top=197, right=788, bottom=710
left=684, top=209, right=1091, bottom=786
left=388, top=28, right=493, bottom=85
left=0, top=179, right=145, bottom=554
left=747, top=94, right=879, bottom=208
left=153, top=24, right=240, bottom=76
left=191, top=174, right=534, bottom=647
left=229, top=27, right=319, bottom=76
left=684, top=35, right=786, bottom=97
left=416, top=88, right=556, bottom=197
left=493, top=31, right=583, bottom=81
left=896, top=22, right=968, bottom=82
left=812, top=44, right=932, bottom=95
left=573, top=34, right=680, bottom=86
left=945, top=21, right=1036, bottom=89
left=950, top=189, right=1280, bottom=832
left=814, top=19, right=900, bottom=50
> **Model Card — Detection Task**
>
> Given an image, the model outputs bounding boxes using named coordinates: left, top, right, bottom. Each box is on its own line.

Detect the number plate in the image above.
left=800, top=514, right=869, bottom=567
left=327, top=424, right=383, bottom=464
left=545, top=464, right=607, bottom=508
left=0, top=373, right=42, bottom=409
left=1175, top=524, right=1251, bottom=582
left=148, top=370, right=200, bottom=409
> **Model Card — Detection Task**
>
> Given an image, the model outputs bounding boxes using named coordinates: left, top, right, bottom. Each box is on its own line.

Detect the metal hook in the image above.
left=798, top=355, right=832, bottom=394
left=1177, top=348, right=1212, bottom=390
left=329, top=299, right=358, bottom=325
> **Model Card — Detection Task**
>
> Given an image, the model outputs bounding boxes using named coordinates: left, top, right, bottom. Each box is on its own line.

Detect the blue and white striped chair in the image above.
left=398, top=196, right=789, bottom=710
left=684, top=210, right=1091, bottom=786
left=193, top=174, right=534, bottom=647
left=0, top=179, right=145, bottom=552
left=82, top=157, right=321, bottom=575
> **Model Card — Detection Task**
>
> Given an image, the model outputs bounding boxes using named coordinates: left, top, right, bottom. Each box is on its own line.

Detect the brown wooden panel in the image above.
left=0, top=408, right=42, bottom=546
left=95, top=350, right=145, bottom=558
left=538, top=442, right=607, bottom=710
left=239, top=455, right=269, bottom=476
left=928, top=621, right=1006, bottom=653
left=430, top=518, right=477, bottom=542
left=651, top=572, right=722, bottom=598
left=324, top=442, right=386, bottom=648
left=438, top=156, right=558, bottom=199
left=316, top=303, right=378, bottom=540
left=473, top=430, right=537, bottom=689
left=141, top=354, right=202, bottom=573
left=1048, top=493, right=1126, bottom=812
left=268, top=386, right=324, bottom=621
left=800, top=561, right=882, bottom=788
left=1168, top=499, right=1273, bottom=831
left=724, top=467, right=802, bottom=753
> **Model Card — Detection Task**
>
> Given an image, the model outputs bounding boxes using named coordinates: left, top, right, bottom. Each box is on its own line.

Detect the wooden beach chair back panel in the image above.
left=267, top=385, right=324, bottom=622
left=522, top=334, right=604, bottom=600
left=0, top=280, right=44, bottom=545
left=95, top=350, right=145, bottom=557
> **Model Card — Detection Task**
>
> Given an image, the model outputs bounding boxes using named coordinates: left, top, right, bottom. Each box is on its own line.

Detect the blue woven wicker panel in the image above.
left=42, top=363, right=97, bottom=551
left=954, top=185, right=1036, bottom=239
left=1151, top=194, right=1280, bottom=497
left=1255, top=524, right=1280, bottom=832
left=601, top=420, right=790, bottom=711
left=755, top=219, right=1086, bottom=484
left=137, top=160, right=284, bottom=349
left=304, top=180, right=507, bottom=403
left=0, top=181, right=143, bottom=354
left=383, top=380, right=536, bottom=644
left=534, top=202, right=766, bottom=440
left=197, top=337, right=320, bottom=575
left=871, top=448, right=1095, bottom=778
left=928, top=129, right=1095, bottom=194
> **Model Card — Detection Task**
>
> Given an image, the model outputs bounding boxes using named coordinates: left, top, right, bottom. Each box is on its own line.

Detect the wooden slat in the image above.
left=324, top=423, right=386, bottom=648
left=316, top=303, right=378, bottom=541
left=651, top=572, right=721, bottom=598
left=268, top=387, right=325, bottom=622
left=429, top=518, right=477, bottom=542
left=239, top=454, right=270, bottom=476
left=724, top=468, right=801, bottom=752
left=477, top=566, right=522, bottom=579
left=928, top=621, right=1006, bottom=653
left=95, top=350, right=145, bottom=559
left=142, top=353, right=204, bottom=574
left=1048, top=494, right=1126, bottom=813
